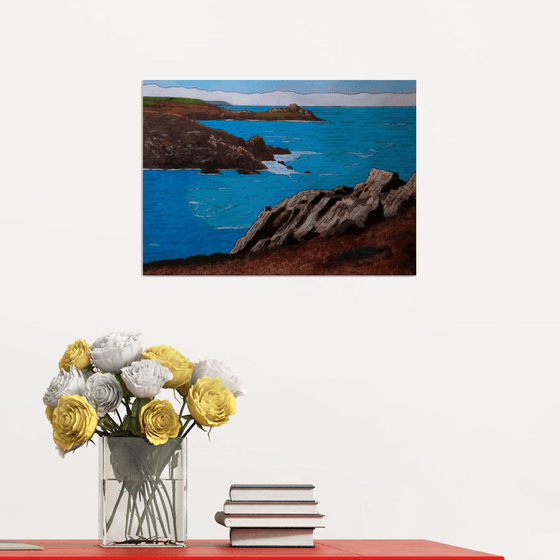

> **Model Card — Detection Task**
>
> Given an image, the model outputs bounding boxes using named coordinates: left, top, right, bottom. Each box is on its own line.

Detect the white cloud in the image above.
left=143, top=84, right=416, bottom=107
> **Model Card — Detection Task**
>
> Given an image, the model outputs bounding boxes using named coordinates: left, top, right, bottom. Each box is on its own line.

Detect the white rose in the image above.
left=121, top=360, right=173, bottom=398
left=84, top=372, right=123, bottom=417
left=43, top=366, right=89, bottom=407
left=191, top=358, right=246, bottom=397
left=89, top=332, right=142, bottom=373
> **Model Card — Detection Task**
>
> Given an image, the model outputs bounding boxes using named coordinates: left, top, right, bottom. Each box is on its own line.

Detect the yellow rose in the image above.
left=45, top=405, right=55, bottom=423
left=139, top=399, right=181, bottom=445
left=143, top=345, right=194, bottom=389
left=51, top=394, right=97, bottom=451
left=187, top=376, right=236, bottom=427
left=59, top=339, right=90, bottom=371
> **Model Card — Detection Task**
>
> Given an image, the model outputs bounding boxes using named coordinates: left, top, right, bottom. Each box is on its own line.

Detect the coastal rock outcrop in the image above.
left=143, top=99, right=324, bottom=122
left=261, top=104, right=323, bottom=121
left=230, top=168, right=416, bottom=254
left=246, top=135, right=290, bottom=161
left=143, top=112, right=290, bottom=173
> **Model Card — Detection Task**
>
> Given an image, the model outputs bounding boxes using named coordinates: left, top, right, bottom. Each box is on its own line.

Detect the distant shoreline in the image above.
left=143, top=100, right=325, bottom=174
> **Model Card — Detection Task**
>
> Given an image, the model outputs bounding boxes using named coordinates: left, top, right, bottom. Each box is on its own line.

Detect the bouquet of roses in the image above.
left=45, top=333, right=245, bottom=545
left=44, top=332, right=245, bottom=457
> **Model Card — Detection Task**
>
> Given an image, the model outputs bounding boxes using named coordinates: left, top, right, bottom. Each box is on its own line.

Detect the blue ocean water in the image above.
left=143, top=106, right=416, bottom=263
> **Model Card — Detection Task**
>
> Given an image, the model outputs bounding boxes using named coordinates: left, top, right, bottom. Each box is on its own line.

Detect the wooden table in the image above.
left=0, top=540, right=504, bottom=560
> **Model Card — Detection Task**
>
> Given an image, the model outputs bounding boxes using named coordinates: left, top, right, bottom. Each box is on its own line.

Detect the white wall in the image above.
left=1, top=2, right=558, bottom=560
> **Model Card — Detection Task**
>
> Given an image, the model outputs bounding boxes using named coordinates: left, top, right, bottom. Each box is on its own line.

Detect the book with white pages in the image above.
left=230, top=528, right=315, bottom=547
left=0, top=542, right=44, bottom=551
left=229, top=484, right=315, bottom=502
left=215, top=511, right=324, bottom=528
left=223, top=500, right=319, bottom=514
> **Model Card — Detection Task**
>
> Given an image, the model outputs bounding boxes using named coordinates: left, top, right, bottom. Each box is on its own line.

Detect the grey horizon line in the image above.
left=143, top=84, right=417, bottom=96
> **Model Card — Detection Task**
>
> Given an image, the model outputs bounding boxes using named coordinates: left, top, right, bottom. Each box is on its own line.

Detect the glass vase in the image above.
left=98, top=437, right=187, bottom=547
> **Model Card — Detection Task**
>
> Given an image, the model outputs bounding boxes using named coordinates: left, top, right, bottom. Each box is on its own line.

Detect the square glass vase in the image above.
left=98, top=436, right=187, bottom=547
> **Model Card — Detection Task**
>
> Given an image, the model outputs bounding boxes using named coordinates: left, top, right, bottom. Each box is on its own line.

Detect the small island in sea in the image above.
left=142, top=80, right=416, bottom=275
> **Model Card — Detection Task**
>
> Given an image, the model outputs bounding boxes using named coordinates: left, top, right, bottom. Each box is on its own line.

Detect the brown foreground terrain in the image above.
left=143, top=204, right=416, bottom=276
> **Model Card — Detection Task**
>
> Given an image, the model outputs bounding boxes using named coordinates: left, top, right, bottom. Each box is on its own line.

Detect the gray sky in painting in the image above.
left=145, top=80, right=416, bottom=94
left=143, top=83, right=416, bottom=107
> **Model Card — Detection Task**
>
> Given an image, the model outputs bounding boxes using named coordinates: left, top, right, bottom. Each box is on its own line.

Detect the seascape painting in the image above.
left=142, top=80, right=416, bottom=275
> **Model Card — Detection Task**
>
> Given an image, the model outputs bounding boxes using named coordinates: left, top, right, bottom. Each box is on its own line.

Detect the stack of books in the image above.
left=215, top=484, right=324, bottom=547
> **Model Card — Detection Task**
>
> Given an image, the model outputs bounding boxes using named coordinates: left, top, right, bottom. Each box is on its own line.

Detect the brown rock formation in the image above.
left=143, top=99, right=324, bottom=122
left=258, top=103, right=323, bottom=121
left=143, top=112, right=290, bottom=173
left=230, top=168, right=416, bottom=254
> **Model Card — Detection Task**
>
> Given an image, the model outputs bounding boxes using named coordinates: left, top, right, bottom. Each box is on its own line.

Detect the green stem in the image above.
left=154, top=481, right=172, bottom=535
left=139, top=483, right=159, bottom=538
left=139, top=485, right=153, bottom=540
left=139, top=479, right=169, bottom=540
left=178, top=397, right=187, bottom=419
left=150, top=481, right=169, bottom=537
left=125, top=487, right=132, bottom=542
left=159, top=476, right=178, bottom=540
left=129, top=488, right=139, bottom=539
left=131, top=492, right=144, bottom=539
left=105, top=480, right=126, bottom=532
left=181, top=420, right=197, bottom=438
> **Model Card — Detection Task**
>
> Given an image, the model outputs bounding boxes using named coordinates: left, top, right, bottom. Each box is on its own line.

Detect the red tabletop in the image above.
left=0, top=540, right=503, bottom=560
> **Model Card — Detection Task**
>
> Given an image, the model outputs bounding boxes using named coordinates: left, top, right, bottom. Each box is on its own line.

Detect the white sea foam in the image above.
left=347, top=151, right=375, bottom=158
left=263, top=161, right=298, bottom=175
left=215, top=225, right=250, bottom=230
left=274, top=150, right=320, bottom=162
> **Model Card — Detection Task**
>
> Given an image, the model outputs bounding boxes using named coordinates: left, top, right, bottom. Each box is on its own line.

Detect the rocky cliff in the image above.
left=143, top=203, right=416, bottom=275
left=143, top=99, right=323, bottom=122
left=230, top=168, right=416, bottom=254
left=143, top=112, right=290, bottom=173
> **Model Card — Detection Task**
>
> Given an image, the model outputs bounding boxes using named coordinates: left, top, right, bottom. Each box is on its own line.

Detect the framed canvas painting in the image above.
left=142, top=80, right=416, bottom=275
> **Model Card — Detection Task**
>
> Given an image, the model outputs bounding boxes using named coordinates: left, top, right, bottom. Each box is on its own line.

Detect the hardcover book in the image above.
left=224, top=500, right=319, bottom=514
left=215, top=511, right=325, bottom=528
left=229, top=528, right=315, bottom=547
left=229, top=484, right=315, bottom=502
left=0, top=542, right=43, bottom=551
